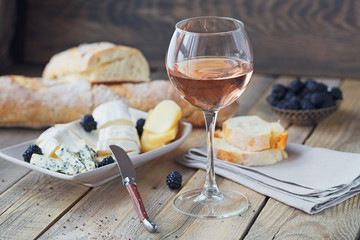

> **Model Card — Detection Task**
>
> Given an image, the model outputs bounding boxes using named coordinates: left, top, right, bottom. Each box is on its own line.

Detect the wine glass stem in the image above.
left=202, top=110, right=223, bottom=198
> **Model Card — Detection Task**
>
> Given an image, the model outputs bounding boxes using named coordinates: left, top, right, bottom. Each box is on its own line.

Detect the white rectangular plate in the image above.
left=0, top=108, right=192, bottom=187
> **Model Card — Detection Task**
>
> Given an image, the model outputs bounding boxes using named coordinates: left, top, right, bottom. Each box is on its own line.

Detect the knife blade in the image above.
left=109, top=145, right=157, bottom=233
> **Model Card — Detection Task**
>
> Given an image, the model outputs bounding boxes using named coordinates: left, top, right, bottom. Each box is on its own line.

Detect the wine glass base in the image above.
left=173, top=188, right=248, bottom=218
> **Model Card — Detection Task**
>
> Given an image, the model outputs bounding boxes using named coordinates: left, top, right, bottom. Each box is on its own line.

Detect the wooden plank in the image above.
left=0, top=171, right=89, bottom=240
left=0, top=161, right=30, bottom=194
left=0, top=129, right=43, bottom=194
left=20, top=0, right=360, bottom=77
left=245, top=79, right=360, bottom=239
left=0, top=128, right=43, bottom=148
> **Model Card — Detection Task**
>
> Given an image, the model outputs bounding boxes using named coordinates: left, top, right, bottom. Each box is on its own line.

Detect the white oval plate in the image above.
left=0, top=108, right=192, bottom=187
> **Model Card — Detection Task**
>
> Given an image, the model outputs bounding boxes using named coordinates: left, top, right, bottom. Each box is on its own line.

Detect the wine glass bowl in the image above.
left=166, top=16, right=253, bottom=218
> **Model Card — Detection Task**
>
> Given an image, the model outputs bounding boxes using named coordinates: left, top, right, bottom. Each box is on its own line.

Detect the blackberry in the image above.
left=80, top=114, right=97, bottom=132
left=276, top=100, right=287, bottom=109
left=98, top=156, right=114, bottom=167
left=302, top=93, right=312, bottom=102
left=283, top=90, right=296, bottom=100
left=136, top=118, right=146, bottom=137
left=300, top=98, right=315, bottom=110
left=284, top=96, right=300, bottom=110
left=271, top=84, right=288, bottom=100
left=23, top=144, right=42, bottom=163
left=322, top=99, right=336, bottom=108
left=166, top=171, right=182, bottom=189
left=311, top=92, right=333, bottom=108
left=268, top=95, right=279, bottom=106
left=298, top=87, right=310, bottom=98
left=304, top=79, right=317, bottom=92
left=315, top=82, right=328, bottom=93
left=268, top=78, right=339, bottom=111
left=330, top=87, right=343, bottom=100
left=288, top=78, right=304, bottom=94
left=305, top=79, right=327, bottom=93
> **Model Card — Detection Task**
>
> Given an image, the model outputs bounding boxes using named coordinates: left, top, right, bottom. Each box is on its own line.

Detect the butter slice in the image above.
left=142, top=125, right=178, bottom=146
left=143, top=100, right=181, bottom=134
left=140, top=126, right=178, bottom=153
left=141, top=136, right=165, bottom=153
left=140, top=100, right=181, bottom=152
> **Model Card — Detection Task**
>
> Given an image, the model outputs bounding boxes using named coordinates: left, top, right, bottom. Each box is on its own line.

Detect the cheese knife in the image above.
left=109, top=145, right=157, bottom=233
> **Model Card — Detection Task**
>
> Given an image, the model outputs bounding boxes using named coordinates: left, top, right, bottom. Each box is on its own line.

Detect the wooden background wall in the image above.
left=0, top=0, right=16, bottom=72
left=3, top=0, right=360, bottom=78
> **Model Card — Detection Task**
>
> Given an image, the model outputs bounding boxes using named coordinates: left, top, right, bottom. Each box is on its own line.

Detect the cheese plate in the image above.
left=0, top=108, right=192, bottom=187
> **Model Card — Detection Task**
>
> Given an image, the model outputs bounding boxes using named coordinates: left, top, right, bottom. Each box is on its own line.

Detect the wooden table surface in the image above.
left=0, top=74, right=359, bottom=240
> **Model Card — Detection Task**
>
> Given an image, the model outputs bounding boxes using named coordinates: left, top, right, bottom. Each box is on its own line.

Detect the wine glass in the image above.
left=166, top=16, right=253, bottom=218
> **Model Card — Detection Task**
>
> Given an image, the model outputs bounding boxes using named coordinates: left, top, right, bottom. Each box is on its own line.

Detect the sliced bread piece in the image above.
left=214, top=137, right=287, bottom=166
left=222, top=115, right=288, bottom=152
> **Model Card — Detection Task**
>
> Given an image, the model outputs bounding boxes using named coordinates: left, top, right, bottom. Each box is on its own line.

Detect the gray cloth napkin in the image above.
left=176, top=143, right=360, bottom=214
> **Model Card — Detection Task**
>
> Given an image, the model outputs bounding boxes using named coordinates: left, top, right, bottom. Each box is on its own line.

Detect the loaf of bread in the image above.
left=42, top=42, right=150, bottom=83
left=0, top=75, right=238, bottom=128
left=214, top=115, right=288, bottom=166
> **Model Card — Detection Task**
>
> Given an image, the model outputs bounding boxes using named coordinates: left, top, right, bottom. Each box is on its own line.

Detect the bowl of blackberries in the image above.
left=267, top=78, right=343, bottom=125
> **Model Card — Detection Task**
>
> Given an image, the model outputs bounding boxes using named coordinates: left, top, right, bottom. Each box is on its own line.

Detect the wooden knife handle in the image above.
left=126, top=183, right=149, bottom=220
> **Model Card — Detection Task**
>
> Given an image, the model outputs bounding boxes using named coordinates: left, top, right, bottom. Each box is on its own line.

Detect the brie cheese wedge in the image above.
left=97, top=140, right=140, bottom=157
left=93, top=100, right=134, bottom=129
left=64, top=121, right=98, bottom=149
left=98, top=125, right=140, bottom=146
left=37, top=127, right=81, bottom=155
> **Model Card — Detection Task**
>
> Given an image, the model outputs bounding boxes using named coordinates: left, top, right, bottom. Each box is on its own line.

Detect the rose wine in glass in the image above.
left=166, top=16, right=253, bottom=218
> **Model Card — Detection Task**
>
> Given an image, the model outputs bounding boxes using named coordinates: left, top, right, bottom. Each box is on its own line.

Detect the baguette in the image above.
left=43, top=42, right=150, bottom=83
left=214, top=138, right=287, bottom=167
left=0, top=75, right=238, bottom=128
left=222, top=115, right=288, bottom=151
left=214, top=115, right=288, bottom=166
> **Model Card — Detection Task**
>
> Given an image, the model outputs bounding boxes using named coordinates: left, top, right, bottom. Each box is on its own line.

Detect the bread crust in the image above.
left=223, top=115, right=288, bottom=151
left=0, top=76, right=238, bottom=128
left=42, top=42, right=150, bottom=83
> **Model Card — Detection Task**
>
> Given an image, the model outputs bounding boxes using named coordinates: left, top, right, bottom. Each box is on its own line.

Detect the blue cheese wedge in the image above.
left=77, top=139, right=97, bottom=170
left=55, top=146, right=86, bottom=175
left=30, top=153, right=65, bottom=173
